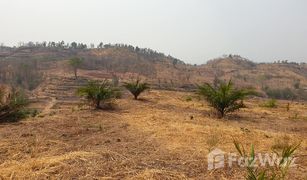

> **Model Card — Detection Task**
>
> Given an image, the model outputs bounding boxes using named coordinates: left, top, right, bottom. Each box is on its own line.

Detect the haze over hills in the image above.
left=0, top=43, right=306, bottom=99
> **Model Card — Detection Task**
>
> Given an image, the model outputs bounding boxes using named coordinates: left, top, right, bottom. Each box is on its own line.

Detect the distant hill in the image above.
left=0, top=44, right=306, bottom=100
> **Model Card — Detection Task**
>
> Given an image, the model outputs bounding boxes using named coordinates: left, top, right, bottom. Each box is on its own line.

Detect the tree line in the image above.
left=1, top=41, right=183, bottom=64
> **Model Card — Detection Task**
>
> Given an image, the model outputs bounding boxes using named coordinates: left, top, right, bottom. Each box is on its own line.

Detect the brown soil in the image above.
left=0, top=75, right=306, bottom=179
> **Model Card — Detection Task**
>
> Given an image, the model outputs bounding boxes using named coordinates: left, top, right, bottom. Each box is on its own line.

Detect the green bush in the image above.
left=26, top=109, right=40, bottom=117
left=69, top=57, right=83, bottom=79
left=197, top=80, right=255, bottom=118
left=185, top=96, right=192, bottom=102
left=77, top=80, right=120, bottom=109
left=262, top=99, right=278, bottom=108
left=123, top=79, right=150, bottom=100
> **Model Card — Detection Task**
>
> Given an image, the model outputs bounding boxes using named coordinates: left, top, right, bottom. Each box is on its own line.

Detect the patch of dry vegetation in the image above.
left=0, top=88, right=306, bottom=179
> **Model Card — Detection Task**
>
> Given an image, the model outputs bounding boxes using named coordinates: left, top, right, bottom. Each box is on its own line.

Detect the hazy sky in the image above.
left=1, top=0, right=307, bottom=64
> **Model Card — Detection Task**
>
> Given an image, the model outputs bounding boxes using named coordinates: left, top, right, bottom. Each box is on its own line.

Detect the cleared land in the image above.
left=0, top=81, right=306, bottom=179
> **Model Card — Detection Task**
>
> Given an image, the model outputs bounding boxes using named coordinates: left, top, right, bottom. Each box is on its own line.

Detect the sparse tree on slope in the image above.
left=77, top=80, right=119, bottom=109
left=124, top=79, right=150, bottom=100
left=197, top=80, right=255, bottom=118
left=69, top=57, right=83, bottom=79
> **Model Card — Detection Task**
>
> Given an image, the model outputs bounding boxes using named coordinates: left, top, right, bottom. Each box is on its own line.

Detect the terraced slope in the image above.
left=29, top=76, right=88, bottom=115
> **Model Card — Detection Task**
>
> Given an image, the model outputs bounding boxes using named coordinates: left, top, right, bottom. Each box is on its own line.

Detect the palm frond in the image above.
left=123, top=79, right=150, bottom=100
left=197, top=80, right=255, bottom=117
left=77, top=80, right=119, bottom=109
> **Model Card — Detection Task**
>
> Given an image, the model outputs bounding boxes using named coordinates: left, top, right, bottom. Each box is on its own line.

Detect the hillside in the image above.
left=0, top=45, right=307, bottom=179
left=1, top=45, right=306, bottom=99
left=197, top=56, right=307, bottom=95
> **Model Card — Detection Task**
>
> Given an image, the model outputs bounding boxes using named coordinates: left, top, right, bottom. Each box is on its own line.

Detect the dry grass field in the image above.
left=1, top=5, right=307, bottom=180
left=0, top=86, right=306, bottom=179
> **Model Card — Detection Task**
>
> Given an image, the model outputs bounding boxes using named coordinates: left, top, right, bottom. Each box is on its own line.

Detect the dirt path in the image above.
left=40, top=96, right=57, bottom=115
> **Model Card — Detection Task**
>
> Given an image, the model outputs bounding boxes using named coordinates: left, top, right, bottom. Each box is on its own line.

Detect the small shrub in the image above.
left=29, top=109, right=40, bottom=117
left=123, top=79, right=150, bottom=100
left=77, top=80, right=120, bottom=109
left=185, top=96, right=192, bottom=102
left=12, top=109, right=39, bottom=119
left=69, top=57, right=83, bottom=79
left=262, top=99, right=278, bottom=108
left=197, top=80, right=255, bottom=118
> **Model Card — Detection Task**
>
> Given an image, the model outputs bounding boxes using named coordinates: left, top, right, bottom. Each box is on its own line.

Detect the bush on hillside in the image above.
left=69, top=57, right=83, bottom=79
left=77, top=80, right=120, bottom=109
left=123, top=79, right=150, bottom=100
left=197, top=80, right=255, bottom=118
left=262, top=99, right=278, bottom=108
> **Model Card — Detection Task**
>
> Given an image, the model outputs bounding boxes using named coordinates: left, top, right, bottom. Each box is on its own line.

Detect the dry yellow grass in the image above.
left=0, top=89, right=306, bottom=179
left=0, top=151, right=98, bottom=178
